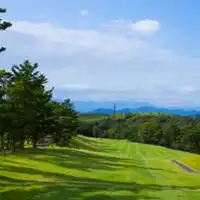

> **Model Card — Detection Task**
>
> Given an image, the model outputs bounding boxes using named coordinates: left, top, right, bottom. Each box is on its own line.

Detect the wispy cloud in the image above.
left=132, top=19, right=160, bottom=35
left=1, top=19, right=200, bottom=106
left=179, top=86, right=197, bottom=94
left=79, top=9, right=89, bottom=16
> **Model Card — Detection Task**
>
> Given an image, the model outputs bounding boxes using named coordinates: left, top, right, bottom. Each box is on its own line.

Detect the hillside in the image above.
left=79, top=113, right=109, bottom=122
left=89, top=106, right=200, bottom=116
left=1, top=135, right=200, bottom=200
left=73, top=101, right=200, bottom=116
left=79, top=113, right=200, bottom=155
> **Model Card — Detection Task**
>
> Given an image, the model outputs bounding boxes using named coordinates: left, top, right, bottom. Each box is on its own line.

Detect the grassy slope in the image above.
left=181, top=155, right=200, bottom=171
left=79, top=114, right=109, bottom=122
left=1, top=136, right=200, bottom=200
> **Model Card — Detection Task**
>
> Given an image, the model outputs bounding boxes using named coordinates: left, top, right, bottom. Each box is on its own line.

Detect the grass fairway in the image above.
left=1, top=136, right=200, bottom=199
left=79, top=113, right=109, bottom=122
left=181, top=155, right=200, bottom=171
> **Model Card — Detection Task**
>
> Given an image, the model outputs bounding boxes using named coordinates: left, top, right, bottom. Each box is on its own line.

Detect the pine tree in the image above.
left=0, top=69, right=13, bottom=151
left=0, top=8, right=12, bottom=53
left=0, top=59, right=79, bottom=151
left=7, top=60, right=53, bottom=149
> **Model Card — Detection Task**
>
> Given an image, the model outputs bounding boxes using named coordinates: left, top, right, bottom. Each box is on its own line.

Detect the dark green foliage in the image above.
left=79, top=113, right=200, bottom=154
left=0, top=60, right=79, bottom=152
left=50, top=99, right=79, bottom=146
left=0, top=8, right=12, bottom=53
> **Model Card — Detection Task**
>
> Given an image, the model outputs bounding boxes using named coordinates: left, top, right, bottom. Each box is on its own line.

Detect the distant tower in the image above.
left=113, top=103, right=116, bottom=119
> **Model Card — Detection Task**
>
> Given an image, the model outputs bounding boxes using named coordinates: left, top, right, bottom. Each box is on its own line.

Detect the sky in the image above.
left=1, top=0, right=200, bottom=107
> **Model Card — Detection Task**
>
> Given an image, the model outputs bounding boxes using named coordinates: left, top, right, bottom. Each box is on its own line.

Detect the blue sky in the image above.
left=1, top=0, right=200, bottom=107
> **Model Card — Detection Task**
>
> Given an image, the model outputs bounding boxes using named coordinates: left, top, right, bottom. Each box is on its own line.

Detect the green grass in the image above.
left=1, top=135, right=200, bottom=200
left=180, top=155, right=200, bottom=171
left=79, top=113, right=109, bottom=122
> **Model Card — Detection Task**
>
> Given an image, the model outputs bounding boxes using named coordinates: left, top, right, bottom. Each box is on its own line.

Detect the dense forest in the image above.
left=79, top=113, right=200, bottom=154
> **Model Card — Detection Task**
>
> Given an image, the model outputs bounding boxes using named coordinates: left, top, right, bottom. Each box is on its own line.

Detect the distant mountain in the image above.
left=73, top=100, right=154, bottom=113
left=89, top=106, right=200, bottom=116
left=54, top=99, right=200, bottom=116
left=91, top=108, right=114, bottom=114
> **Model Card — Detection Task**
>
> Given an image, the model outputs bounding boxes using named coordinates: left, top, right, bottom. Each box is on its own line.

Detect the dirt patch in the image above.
left=172, top=159, right=197, bottom=173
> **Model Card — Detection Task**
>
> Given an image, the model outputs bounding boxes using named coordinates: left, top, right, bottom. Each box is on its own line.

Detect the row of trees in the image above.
left=79, top=113, right=200, bottom=154
left=0, top=8, right=79, bottom=152
left=0, top=61, right=79, bottom=152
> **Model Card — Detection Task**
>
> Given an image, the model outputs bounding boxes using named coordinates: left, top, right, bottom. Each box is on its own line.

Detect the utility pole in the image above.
left=113, top=103, right=116, bottom=119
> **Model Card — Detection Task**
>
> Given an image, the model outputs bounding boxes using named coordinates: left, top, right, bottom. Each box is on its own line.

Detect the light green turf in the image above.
left=79, top=114, right=109, bottom=122
left=181, top=155, right=200, bottom=171
left=1, top=135, right=200, bottom=200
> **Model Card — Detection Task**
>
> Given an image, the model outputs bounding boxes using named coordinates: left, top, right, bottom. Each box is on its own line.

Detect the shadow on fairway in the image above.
left=0, top=139, right=196, bottom=200
left=11, top=147, right=179, bottom=175
left=0, top=170, right=200, bottom=200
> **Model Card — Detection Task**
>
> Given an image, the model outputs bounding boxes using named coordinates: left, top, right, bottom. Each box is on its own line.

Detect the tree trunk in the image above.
left=6, top=134, right=10, bottom=150
left=32, top=132, right=38, bottom=148
left=12, top=140, right=16, bottom=152
left=0, top=132, right=4, bottom=152
left=33, top=138, right=37, bottom=148
left=27, top=138, right=30, bottom=145
left=20, top=137, right=25, bottom=149
left=55, top=132, right=61, bottom=144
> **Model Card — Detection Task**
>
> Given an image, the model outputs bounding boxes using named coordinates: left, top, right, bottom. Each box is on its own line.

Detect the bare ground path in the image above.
left=172, top=160, right=197, bottom=173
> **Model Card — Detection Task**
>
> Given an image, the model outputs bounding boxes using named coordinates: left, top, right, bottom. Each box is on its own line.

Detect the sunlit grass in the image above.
left=1, top=135, right=200, bottom=199
left=181, top=155, right=200, bottom=171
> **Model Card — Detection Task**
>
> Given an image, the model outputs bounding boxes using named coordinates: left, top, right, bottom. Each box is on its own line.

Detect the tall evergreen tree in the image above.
left=0, top=8, right=12, bottom=53
left=7, top=60, right=53, bottom=149
left=0, top=69, right=13, bottom=151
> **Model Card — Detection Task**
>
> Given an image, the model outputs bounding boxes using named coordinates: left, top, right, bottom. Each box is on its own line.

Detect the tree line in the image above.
left=0, top=8, right=79, bottom=152
left=79, top=113, right=200, bottom=154
left=0, top=61, right=79, bottom=152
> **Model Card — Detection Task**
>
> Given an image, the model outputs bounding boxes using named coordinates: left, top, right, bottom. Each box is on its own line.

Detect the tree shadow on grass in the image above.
left=0, top=175, right=54, bottom=188
left=70, top=136, right=123, bottom=155
left=0, top=184, right=160, bottom=200
left=17, top=148, right=179, bottom=175
left=13, top=148, right=143, bottom=170
left=0, top=171, right=200, bottom=200
left=70, top=136, right=105, bottom=153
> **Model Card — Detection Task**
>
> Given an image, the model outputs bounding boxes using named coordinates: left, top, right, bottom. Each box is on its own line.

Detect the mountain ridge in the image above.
left=54, top=99, right=200, bottom=116
left=88, top=106, right=200, bottom=116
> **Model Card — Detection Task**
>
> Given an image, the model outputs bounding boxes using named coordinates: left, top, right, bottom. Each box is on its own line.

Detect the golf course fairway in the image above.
left=0, top=135, right=200, bottom=200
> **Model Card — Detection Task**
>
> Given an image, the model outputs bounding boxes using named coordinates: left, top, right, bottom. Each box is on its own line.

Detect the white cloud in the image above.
left=132, top=19, right=160, bottom=35
left=179, top=86, right=197, bottom=93
left=59, top=83, right=90, bottom=90
left=79, top=9, right=89, bottom=16
left=2, top=19, right=200, bottom=107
